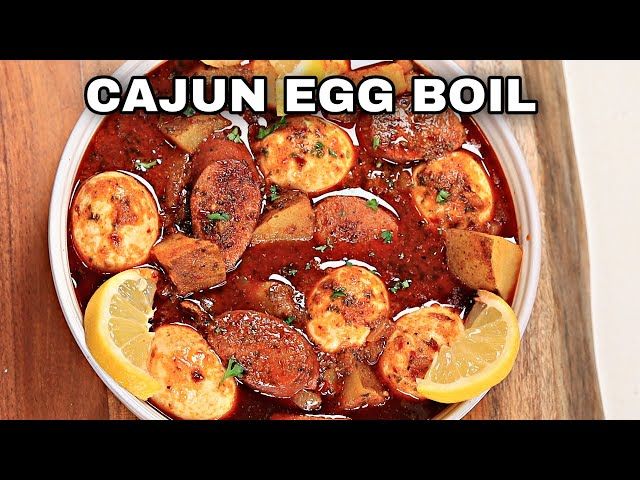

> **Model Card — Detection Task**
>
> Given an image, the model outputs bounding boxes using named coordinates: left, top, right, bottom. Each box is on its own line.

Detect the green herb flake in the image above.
left=269, top=185, right=280, bottom=202
left=182, top=105, right=196, bottom=117
left=134, top=159, right=159, bottom=171
left=257, top=116, right=287, bottom=139
left=221, top=357, right=244, bottom=383
left=380, top=230, right=393, bottom=244
left=284, top=316, right=295, bottom=325
left=372, top=135, right=381, bottom=150
left=328, top=148, right=338, bottom=157
left=331, top=287, right=347, bottom=300
left=436, top=189, right=451, bottom=204
left=375, top=160, right=383, bottom=168
left=366, top=198, right=379, bottom=211
left=285, top=267, right=298, bottom=277
left=305, top=262, right=312, bottom=270
left=313, top=141, right=325, bottom=157
left=227, top=127, right=243, bottom=143
left=345, top=260, right=354, bottom=267
left=313, top=244, right=329, bottom=253
left=207, top=211, right=231, bottom=222
left=390, top=279, right=412, bottom=294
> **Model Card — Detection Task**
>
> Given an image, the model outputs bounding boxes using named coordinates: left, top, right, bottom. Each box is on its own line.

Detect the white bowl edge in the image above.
left=48, top=60, right=541, bottom=421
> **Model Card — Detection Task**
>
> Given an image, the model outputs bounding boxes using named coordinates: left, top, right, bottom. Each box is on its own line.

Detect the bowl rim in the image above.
left=49, top=60, right=541, bottom=420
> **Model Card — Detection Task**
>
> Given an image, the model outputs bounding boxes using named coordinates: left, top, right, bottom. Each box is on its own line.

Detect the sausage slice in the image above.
left=206, top=310, right=319, bottom=398
left=314, top=196, right=398, bottom=244
left=190, top=160, right=261, bottom=269
left=357, top=95, right=466, bottom=163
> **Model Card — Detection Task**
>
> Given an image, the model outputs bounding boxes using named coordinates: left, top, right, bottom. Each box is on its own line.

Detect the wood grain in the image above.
left=0, top=61, right=109, bottom=418
left=0, top=60, right=603, bottom=420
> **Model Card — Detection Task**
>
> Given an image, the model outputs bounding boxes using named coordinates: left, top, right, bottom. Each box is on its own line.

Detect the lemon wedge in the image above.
left=84, top=268, right=162, bottom=400
left=416, top=290, right=521, bottom=403
left=269, top=60, right=349, bottom=115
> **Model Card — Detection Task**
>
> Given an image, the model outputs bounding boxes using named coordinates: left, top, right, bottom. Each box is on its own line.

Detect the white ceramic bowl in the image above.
left=49, top=60, right=541, bottom=420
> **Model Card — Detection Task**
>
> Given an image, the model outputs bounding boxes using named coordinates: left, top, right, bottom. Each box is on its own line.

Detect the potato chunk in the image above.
left=157, top=114, right=230, bottom=153
left=339, top=355, right=389, bottom=410
left=149, top=324, right=237, bottom=420
left=445, top=229, right=523, bottom=300
left=251, top=191, right=314, bottom=245
left=151, top=233, right=226, bottom=295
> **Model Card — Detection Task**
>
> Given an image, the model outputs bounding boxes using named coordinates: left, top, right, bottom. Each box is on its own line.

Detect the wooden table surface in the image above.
left=0, top=60, right=604, bottom=419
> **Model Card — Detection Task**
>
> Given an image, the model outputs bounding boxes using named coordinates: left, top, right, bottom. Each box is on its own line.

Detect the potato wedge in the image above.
left=157, top=114, right=230, bottom=154
left=445, top=229, right=523, bottom=300
left=151, top=233, right=226, bottom=295
left=251, top=191, right=314, bottom=245
left=339, top=356, right=389, bottom=410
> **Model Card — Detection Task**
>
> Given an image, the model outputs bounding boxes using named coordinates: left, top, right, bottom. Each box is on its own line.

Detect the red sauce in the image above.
left=68, top=60, right=518, bottom=420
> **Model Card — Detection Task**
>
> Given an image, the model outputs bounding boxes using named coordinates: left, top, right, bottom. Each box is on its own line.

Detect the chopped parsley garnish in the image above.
left=344, top=260, right=354, bottom=267
left=305, top=262, right=312, bottom=270
left=380, top=230, right=393, bottom=244
left=390, top=279, right=411, bottom=294
left=269, top=185, right=280, bottom=202
left=284, top=316, right=295, bottom=325
left=221, top=357, right=244, bottom=383
left=227, top=127, right=243, bottom=143
left=313, top=141, right=325, bottom=157
left=436, top=189, right=451, bottom=204
left=207, top=211, right=231, bottom=222
left=328, top=147, right=338, bottom=157
left=372, top=135, right=381, bottom=150
left=134, top=159, right=159, bottom=171
left=331, top=287, right=347, bottom=299
left=283, top=266, right=298, bottom=277
left=257, top=116, right=287, bottom=139
left=313, top=244, right=329, bottom=252
left=366, top=198, right=379, bottom=211
left=182, top=105, right=196, bottom=117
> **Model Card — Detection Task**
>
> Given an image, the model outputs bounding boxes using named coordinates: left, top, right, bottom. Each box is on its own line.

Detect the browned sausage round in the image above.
left=356, top=95, right=466, bottom=163
left=190, top=160, right=261, bottom=270
left=205, top=310, right=320, bottom=398
left=191, top=134, right=261, bottom=183
left=314, top=196, right=398, bottom=244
